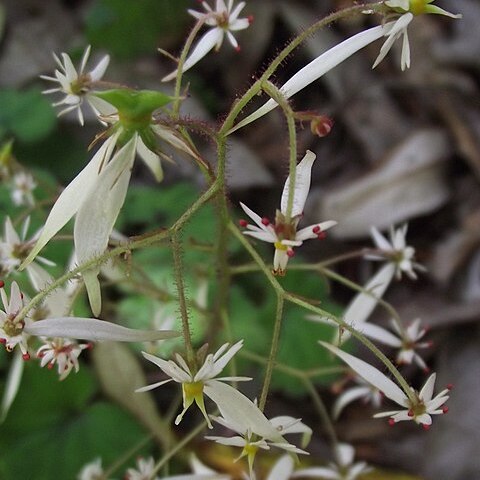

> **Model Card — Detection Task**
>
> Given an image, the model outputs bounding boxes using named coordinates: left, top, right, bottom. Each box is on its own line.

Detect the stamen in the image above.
left=388, top=418, right=396, bottom=426
left=0, top=280, right=4, bottom=288
left=312, top=226, right=321, bottom=234
left=22, top=352, right=30, bottom=361
left=235, top=46, right=241, bottom=53
left=261, top=217, right=270, bottom=226
left=408, top=409, right=414, bottom=417
left=0, top=338, right=6, bottom=344
left=239, top=219, right=248, bottom=228
left=247, top=15, right=254, bottom=24
left=422, top=423, right=430, bottom=431
left=442, top=406, right=449, bottom=414
left=287, top=249, right=295, bottom=258
left=446, top=384, right=454, bottom=391
left=317, top=232, right=327, bottom=240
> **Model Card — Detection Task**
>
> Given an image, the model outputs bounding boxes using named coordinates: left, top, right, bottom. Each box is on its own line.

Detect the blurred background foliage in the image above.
left=0, top=0, right=479, bottom=479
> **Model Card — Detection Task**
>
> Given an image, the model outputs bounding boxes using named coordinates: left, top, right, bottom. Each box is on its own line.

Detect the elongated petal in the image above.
left=281, top=150, right=315, bottom=217
left=267, top=455, right=295, bottom=480
left=296, top=220, right=337, bottom=241
left=4, top=217, right=20, bottom=244
left=228, top=24, right=390, bottom=134
left=204, top=380, right=284, bottom=441
left=137, top=135, right=163, bottom=182
left=319, top=341, right=408, bottom=406
left=21, top=135, right=118, bottom=269
left=26, top=263, right=53, bottom=292
left=292, top=468, right=338, bottom=479
left=74, top=137, right=136, bottom=315
left=162, top=28, right=224, bottom=82
left=359, top=322, right=402, bottom=347
left=25, top=318, right=179, bottom=342
left=370, top=226, right=392, bottom=251
left=1, top=350, right=24, bottom=423
left=424, top=5, right=462, bottom=18
left=333, top=386, right=371, bottom=419
left=141, top=352, right=192, bottom=383
left=339, top=263, right=396, bottom=344
left=89, top=55, right=110, bottom=82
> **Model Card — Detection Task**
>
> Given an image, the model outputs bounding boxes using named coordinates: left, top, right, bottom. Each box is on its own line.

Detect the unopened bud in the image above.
left=310, top=115, right=334, bottom=137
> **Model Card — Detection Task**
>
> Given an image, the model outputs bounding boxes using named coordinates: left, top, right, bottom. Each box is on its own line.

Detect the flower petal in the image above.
left=319, top=341, right=408, bottom=406
left=25, top=318, right=179, bottom=342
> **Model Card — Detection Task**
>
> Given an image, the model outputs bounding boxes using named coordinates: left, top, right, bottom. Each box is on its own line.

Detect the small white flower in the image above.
left=375, top=0, right=462, bottom=71
left=125, top=457, right=159, bottom=480
left=332, top=375, right=383, bottom=419
left=360, top=318, right=432, bottom=371
left=320, top=342, right=450, bottom=429
left=292, top=443, right=371, bottom=480
left=36, top=337, right=91, bottom=381
left=137, top=340, right=249, bottom=428
left=11, top=171, right=36, bottom=207
left=367, top=225, right=425, bottom=280
left=77, top=458, right=105, bottom=480
left=41, top=46, right=110, bottom=125
left=239, top=151, right=336, bottom=275
left=163, top=0, right=252, bottom=82
left=0, top=281, right=30, bottom=358
left=0, top=217, right=55, bottom=291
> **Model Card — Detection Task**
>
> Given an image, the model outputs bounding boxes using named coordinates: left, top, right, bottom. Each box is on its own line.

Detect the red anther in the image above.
left=287, top=249, right=295, bottom=258
left=247, top=14, right=254, bottom=24
left=442, top=406, right=449, bottom=414
left=423, top=367, right=431, bottom=374
left=261, top=217, right=270, bottom=226
left=235, top=46, right=241, bottom=53
left=0, top=338, right=6, bottom=344
left=0, top=280, right=4, bottom=288
left=47, top=362, right=54, bottom=370
left=239, top=219, right=248, bottom=228
left=447, top=383, right=454, bottom=391
left=312, top=225, right=321, bottom=234
left=22, top=353, right=30, bottom=361
left=310, top=115, right=334, bottom=138
left=86, top=342, right=94, bottom=350
left=37, top=352, right=45, bottom=358
left=408, top=410, right=414, bottom=417
left=317, top=232, right=327, bottom=240
left=422, top=423, right=431, bottom=431
left=388, top=418, right=396, bottom=427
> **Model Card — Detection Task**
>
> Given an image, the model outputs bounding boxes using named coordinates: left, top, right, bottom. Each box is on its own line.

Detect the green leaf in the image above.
left=0, top=89, right=56, bottom=143
left=0, top=364, right=148, bottom=480
left=85, top=0, right=190, bottom=59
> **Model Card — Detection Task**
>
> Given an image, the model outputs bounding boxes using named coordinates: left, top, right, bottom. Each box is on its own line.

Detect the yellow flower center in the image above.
left=274, top=241, right=288, bottom=251
left=409, top=0, right=427, bottom=15
left=183, top=381, right=204, bottom=399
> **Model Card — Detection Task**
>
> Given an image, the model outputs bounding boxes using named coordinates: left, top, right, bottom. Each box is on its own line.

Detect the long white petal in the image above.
left=162, top=28, right=224, bottom=82
left=25, top=318, right=179, bottom=342
left=292, top=468, right=338, bottom=479
left=419, top=373, right=436, bottom=403
left=319, top=341, right=408, bottom=406
left=339, top=263, right=395, bottom=344
left=21, top=135, right=118, bottom=269
left=280, top=150, right=315, bottom=217
left=228, top=24, right=390, bottom=134
left=0, top=350, right=24, bottom=423
left=89, top=55, right=110, bottom=82
left=74, top=137, right=136, bottom=315
left=266, top=455, right=295, bottom=480
left=204, top=380, right=284, bottom=441
left=332, top=386, right=371, bottom=419
left=359, top=322, right=402, bottom=347
left=136, top=136, right=163, bottom=182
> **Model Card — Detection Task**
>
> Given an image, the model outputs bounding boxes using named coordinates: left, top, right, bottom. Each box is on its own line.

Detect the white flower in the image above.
left=292, top=443, right=371, bottom=480
left=162, top=0, right=251, bottom=82
left=332, top=375, right=383, bottom=420
left=239, top=151, right=337, bottom=275
left=375, top=0, right=462, bottom=71
left=319, top=342, right=450, bottom=429
left=41, top=46, right=110, bottom=125
left=77, top=458, right=105, bottom=480
left=0, top=216, right=55, bottom=291
left=11, top=171, right=36, bottom=207
left=137, top=340, right=249, bottom=428
left=36, top=337, right=91, bottom=381
left=0, top=281, right=30, bottom=359
left=125, top=457, right=159, bottom=480
left=360, top=318, right=432, bottom=371
left=367, top=225, right=425, bottom=280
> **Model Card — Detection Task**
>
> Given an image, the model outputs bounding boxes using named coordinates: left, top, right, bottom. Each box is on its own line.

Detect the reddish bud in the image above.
left=235, top=46, right=241, bottom=53
left=0, top=338, right=6, bottom=344
left=247, top=15, right=254, bottom=24
left=447, top=383, right=454, bottom=391
left=442, top=406, right=449, bottom=414
left=317, top=232, right=327, bottom=240
left=239, top=219, right=248, bottom=228
left=0, top=280, right=4, bottom=288
left=422, top=423, right=431, bottom=431
left=423, top=366, right=431, bottom=374
left=86, top=342, right=94, bottom=350
left=310, top=115, right=334, bottom=138
left=261, top=217, right=270, bottom=226
left=408, top=410, right=414, bottom=417
left=287, top=249, right=295, bottom=258
left=22, top=353, right=30, bottom=361
left=388, top=418, right=396, bottom=427
left=312, top=225, right=321, bottom=234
